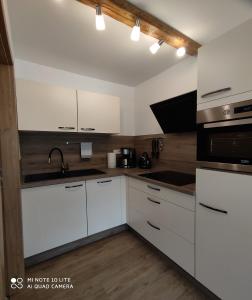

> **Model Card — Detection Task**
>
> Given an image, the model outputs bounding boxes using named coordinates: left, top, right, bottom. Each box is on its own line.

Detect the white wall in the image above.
left=14, top=59, right=135, bottom=136
left=134, top=57, right=197, bottom=135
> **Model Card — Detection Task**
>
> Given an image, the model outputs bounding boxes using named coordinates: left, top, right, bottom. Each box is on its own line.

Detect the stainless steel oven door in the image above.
left=197, top=100, right=252, bottom=173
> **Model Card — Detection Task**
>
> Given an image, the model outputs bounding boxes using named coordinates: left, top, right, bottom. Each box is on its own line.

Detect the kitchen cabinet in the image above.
left=16, top=79, right=77, bottom=132
left=21, top=182, right=87, bottom=258
left=86, top=176, right=123, bottom=236
left=198, top=19, right=252, bottom=108
left=196, top=168, right=252, bottom=300
left=77, top=90, right=120, bottom=134
left=127, top=178, right=195, bottom=275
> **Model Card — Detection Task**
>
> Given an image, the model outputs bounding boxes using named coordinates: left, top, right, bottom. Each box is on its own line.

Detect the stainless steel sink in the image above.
left=23, top=169, right=106, bottom=183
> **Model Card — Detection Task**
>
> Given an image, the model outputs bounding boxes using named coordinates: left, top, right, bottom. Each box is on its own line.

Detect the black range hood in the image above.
left=150, top=90, right=197, bottom=133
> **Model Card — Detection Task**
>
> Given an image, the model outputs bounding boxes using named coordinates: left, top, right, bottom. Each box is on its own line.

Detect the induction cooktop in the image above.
left=139, top=170, right=195, bottom=186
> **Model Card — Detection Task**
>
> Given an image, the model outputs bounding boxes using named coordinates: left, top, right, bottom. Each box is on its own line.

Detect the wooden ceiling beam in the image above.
left=77, top=0, right=201, bottom=56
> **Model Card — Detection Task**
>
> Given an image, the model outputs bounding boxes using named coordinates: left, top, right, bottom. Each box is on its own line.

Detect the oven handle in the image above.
left=201, top=87, right=231, bottom=98
left=204, top=117, right=252, bottom=129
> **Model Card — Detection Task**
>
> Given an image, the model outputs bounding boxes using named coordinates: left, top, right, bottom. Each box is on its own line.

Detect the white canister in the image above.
left=107, top=152, right=116, bottom=168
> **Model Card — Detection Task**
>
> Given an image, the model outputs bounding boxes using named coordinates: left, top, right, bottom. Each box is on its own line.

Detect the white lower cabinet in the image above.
left=196, top=169, right=252, bottom=300
left=127, top=178, right=195, bottom=275
left=86, top=176, right=123, bottom=236
left=22, top=182, right=87, bottom=258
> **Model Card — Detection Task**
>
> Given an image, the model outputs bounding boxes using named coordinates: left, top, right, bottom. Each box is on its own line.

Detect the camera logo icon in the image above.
left=10, top=278, right=23, bottom=289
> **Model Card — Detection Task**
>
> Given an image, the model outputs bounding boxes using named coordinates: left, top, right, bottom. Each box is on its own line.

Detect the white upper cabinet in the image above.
left=77, top=90, right=120, bottom=134
left=16, top=79, right=77, bottom=132
left=198, top=19, right=252, bottom=107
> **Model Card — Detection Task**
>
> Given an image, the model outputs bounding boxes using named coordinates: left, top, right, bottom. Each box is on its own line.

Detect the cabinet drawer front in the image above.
left=129, top=187, right=194, bottom=243
left=128, top=207, right=194, bottom=275
left=129, top=178, right=195, bottom=211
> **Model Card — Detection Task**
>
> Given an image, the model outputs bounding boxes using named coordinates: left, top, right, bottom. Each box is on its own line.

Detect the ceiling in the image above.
left=7, top=0, right=252, bottom=87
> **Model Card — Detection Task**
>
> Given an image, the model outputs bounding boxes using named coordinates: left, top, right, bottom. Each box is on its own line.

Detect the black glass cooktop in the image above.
left=139, top=170, right=195, bottom=186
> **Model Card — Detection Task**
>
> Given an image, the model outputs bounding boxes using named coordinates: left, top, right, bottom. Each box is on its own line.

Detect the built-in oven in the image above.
left=197, top=99, right=252, bottom=173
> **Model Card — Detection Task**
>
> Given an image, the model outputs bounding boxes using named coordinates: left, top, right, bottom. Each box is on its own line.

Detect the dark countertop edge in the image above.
left=21, top=168, right=195, bottom=196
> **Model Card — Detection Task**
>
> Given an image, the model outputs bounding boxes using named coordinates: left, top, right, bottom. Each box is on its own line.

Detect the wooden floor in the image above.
left=12, top=231, right=208, bottom=300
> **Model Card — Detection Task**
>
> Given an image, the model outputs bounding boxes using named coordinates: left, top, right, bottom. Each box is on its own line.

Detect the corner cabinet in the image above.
left=77, top=90, right=120, bottom=134
left=21, top=182, right=87, bottom=258
left=196, top=169, right=252, bottom=300
left=16, top=79, right=77, bottom=132
left=198, top=19, right=252, bottom=108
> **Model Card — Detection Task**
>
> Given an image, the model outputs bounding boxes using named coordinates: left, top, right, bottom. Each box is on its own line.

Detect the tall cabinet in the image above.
left=196, top=168, right=252, bottom=300
left=198, top=19, right=252, bottom=110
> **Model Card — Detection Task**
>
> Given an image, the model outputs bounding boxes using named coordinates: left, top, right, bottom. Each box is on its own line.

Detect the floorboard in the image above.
left=12, top=231, right=208, bottom=300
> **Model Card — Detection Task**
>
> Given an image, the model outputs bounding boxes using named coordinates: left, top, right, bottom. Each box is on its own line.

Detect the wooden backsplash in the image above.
left=20, top=132, right=197, bottom=175
left=135, top=133, right=197, bottom=174
left=19, top=132, right=135, bottom=175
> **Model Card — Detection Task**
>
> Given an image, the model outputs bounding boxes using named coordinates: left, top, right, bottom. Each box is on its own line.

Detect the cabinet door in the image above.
left=22, top=182, right=87, bottom=258
left=77, top=90, right=120, bottom=134
left=16, top=79, right=77, bottom=132
left=198, top=19, right=252, bottom=104
left=86, top=177, right=122, bottom=235
left=196, top=169, right=252, bottom=300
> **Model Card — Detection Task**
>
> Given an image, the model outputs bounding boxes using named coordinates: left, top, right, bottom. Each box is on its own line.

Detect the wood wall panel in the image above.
left=0, top=178, right=5, bottom=300
left=0, top=0, right=12, bottom=65
left=134, top=132, right=197, bottom=174
left=20, top=132, right=197, bottom=175
left=0, top=65, right=24, bottom=296
left=20, top=132, right=135, bottom=175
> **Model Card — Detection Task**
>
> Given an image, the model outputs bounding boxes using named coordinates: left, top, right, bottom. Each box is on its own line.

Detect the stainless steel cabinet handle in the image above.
left=147, top=185, right=160, bottom=192
left=97, top=179, right=112, bottom=184
left=81, top=128, right=95, bottom=131
left=65, top=184, right=83, bottom=189
left=147, top=197, right=161, bottom=205
left=199, top=202, right=228, bottom=214
left=58, top=126, right=75, bottom=130
left=201, top=87, right=231, bottom=98
left=147, top=221, right=160, bottom=231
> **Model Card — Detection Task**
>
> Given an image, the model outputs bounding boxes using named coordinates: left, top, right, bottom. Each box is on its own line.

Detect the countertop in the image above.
left=21, top=167, right=195, bottom=196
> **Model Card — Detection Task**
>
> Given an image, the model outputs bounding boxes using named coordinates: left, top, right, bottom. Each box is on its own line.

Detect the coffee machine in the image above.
left=118, top=148, right=136, bottom=168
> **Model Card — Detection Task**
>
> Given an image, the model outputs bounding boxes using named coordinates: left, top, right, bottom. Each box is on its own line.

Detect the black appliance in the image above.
left=24, top=169, right=106, bottom=183
left=139, top=170, right=195, bottom=186
left=197, top=99, right=252, bottom=173
left=138, top=152, right=152, bottom=169
left=150, top=90, right=197, bottom=133
left=118, top=148, right=136, bottom=168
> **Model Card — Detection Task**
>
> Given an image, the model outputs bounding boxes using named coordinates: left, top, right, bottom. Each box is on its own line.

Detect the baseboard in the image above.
left=25, top=224, right=129, bottom=267
left=128, top=226, right=220, bottom=300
